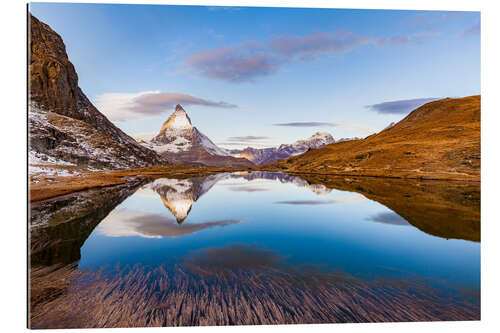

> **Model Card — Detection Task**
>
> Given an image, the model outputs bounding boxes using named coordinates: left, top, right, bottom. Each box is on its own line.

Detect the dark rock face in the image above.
left=28, top=14, right=164, bottom=168
left=30, top=180, right=145, bottom=266
left=29, top=15, right=79, bottom=118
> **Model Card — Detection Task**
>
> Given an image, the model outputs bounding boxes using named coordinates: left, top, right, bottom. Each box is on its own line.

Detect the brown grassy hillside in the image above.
left=262, top=96, right=480, bottom=181
left=294, top=174, right=480, bottom=242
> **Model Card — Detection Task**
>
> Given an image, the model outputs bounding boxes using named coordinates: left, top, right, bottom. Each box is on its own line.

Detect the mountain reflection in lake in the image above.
left=29, top=172, right=480, bottom=328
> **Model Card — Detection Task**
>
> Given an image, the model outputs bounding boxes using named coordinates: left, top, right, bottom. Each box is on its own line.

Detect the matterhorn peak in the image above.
left=175, top=104, right=185, bottom=112
left=142, top=105, right=251, bottom=166
left=157, top=104, right=193, bottom=134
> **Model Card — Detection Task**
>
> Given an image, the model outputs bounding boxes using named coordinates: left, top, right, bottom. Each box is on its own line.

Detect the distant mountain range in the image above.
left=228, top=131, right=337, bottom=165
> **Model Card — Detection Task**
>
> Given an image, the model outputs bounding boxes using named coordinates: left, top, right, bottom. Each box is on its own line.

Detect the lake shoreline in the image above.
left=28, top=165, right=242, bottom=202
left=256, top=166, right=480, bottom=182
left=29, top=163, right=480, bottom=204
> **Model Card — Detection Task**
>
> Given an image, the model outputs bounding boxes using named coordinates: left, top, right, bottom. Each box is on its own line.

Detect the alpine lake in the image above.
left=29, top=171, right=480, bottom=328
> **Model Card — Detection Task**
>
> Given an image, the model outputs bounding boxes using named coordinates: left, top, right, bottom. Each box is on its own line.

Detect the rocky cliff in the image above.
left=29, top=14, right=164, bottom=169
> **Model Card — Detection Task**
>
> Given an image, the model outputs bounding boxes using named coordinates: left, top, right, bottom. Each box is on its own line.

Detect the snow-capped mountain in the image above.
left=140, top=105, right=253, bottom=167
left=277, top=131, right=335, bottom=155
left=229, top=131, right=336, bottom=165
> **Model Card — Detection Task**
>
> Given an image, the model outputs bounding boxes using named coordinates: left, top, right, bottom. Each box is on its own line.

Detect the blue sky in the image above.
left=30, top=3, right=480, bottom=148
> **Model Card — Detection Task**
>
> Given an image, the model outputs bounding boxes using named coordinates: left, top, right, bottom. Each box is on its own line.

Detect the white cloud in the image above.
left=96, top=207, right=244, bottom=239
left=95, top=90, right=159, bottom=122
left=95, top=90, right=238, bottom=122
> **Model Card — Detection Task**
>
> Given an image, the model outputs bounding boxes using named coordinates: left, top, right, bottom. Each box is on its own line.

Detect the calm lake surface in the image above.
left=29, top=171, right=480, bottom=328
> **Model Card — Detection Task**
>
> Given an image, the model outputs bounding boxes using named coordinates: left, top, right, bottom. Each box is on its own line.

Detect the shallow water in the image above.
left=29, top=172, right=480, bottom=328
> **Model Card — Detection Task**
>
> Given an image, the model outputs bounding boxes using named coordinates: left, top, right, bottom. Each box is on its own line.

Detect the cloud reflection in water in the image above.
left=97, top=208, right=244, bottom=238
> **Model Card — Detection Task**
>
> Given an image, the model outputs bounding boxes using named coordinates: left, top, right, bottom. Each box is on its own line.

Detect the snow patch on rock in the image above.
left=29, top=150, right=75, bottom=166
left=149, top=178, right=192, bottom=193
left=195, top=129, right=230, bottom=156
left=145, top=105, right=238, bottom=163
left=29, top=165, right=75, bottom=178
left=142, top=136, right=192, bottom=154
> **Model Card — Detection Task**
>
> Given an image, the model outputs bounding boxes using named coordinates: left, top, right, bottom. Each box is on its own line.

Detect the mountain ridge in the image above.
left=228, top=131, right=336, bottom=165
left=262, top=95, right=480, bottom=181
left=28, top=13, right=164, bottom=169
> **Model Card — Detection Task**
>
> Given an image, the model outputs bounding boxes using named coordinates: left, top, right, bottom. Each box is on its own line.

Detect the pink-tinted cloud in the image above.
left=375, top=35, right=411, bottom=47
left=183, top=42, right=280, bottom=82
left=462, top=23, right=480, bottom=37
left=375, top=31, right=439, bottom=47
left=227, top=136, right=272, bottom=141
left=96, top=91, right=237, bottom=121
left=132, top=92, right=237, bottom=114
left=183, top=29, right=438, bottom=82
left=366, top=97, right=439, bottom=114
left=404, top=11, right=465, bottom=28
left=270, top=30, right=370, bottom=59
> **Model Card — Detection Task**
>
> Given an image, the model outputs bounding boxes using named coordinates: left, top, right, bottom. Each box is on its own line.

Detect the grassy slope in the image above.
left=260, top=96, right=480, bottom=181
